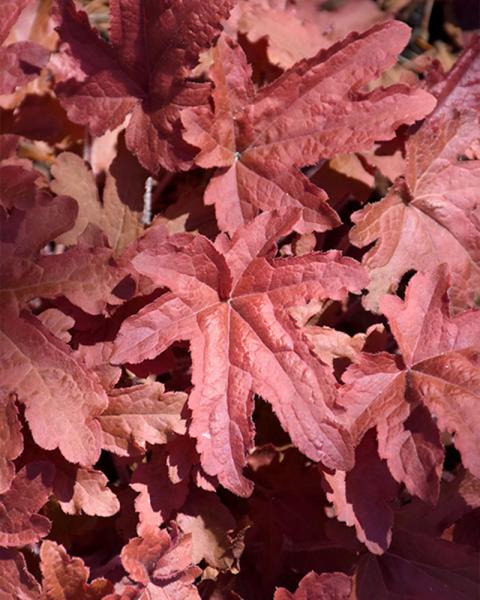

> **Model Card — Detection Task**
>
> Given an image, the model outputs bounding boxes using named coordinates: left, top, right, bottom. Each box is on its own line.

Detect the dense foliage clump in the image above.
left=0, top=1, right=479, bottom=598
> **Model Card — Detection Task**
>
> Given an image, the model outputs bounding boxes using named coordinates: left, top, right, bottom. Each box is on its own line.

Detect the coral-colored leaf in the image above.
left=274, top=571, right=352, bottom=600
left=53, top=0, right=234, bottom=172
left=0, top=394, right=23, bottom=494
left=55, top=466, right=120, bottom=518
left=40, top=541, right=113, bottom=599
left=50, top=148, right=145, bottom=255
left=351, top=38, right=480, bottom=312
left=99, top=383, right=187, bottom=457
left=341, top=267, right=479, bottom=502
left=0, top=548, right=42, bottom=599
left=121, top=525, right=201, bottom=598
left=0, top=461, right=53, bottom=547
left=182, top=23, right=436, bottom=234
left=113, top=209, right=367, bottom=495
left=0, top=311, right=107, bottom=466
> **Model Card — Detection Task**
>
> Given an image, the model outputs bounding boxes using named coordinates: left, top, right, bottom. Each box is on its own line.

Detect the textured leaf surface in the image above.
left=120, top=525, right=201, bottom=598
left=113, top=209, right=367, bottom=495
left=0, top=462, right=53, bottom=547
left=182, top=23, right=436, bottom=234
left=99, top=383, right=187, bottom=456
left=0, top=395, right=23, bottom=494
left=0, top=548, right=42, bottom=599
left=341, top=268, right=480, bottom=502
left=0, top=312, right=107, bottom=466
left=54, top=0, right=234, bottom=172
left=351, top=38, right=480, bottom=311
left=40, top=541, right=113, bottom=599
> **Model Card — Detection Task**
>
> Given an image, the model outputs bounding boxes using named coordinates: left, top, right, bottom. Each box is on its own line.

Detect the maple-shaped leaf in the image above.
left=0, top=461, right=53, bottom=547
left=0, top=311, right=108, bottom=466
left=99, top=382, right=187, bottom=457
left=40, top=541, right=114, bottom=600
left=53, top=0, right=234, bottom=173
left=120, top=525, right=201, bottom=599
left=324, top=430, right=399, bottom=554
left=0, top=0, right=49, bottom=94
left=0, top=394, right=23, bottom=494
left=181, top=23, right=436, bottom=235
left=112, top=209, right=367, bottom=495
left=340, top=267, right=480, bottom=503
left=0, top=548, right=42, bottom=599
left=274, top=571, right=352, bottom=600
left=50, top=147, right=146, bottom=255
left=350, top=37, right=480, bottom=312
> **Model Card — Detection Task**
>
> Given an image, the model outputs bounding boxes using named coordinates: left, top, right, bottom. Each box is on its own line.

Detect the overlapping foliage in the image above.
left=0, top=0, right=479, bottom=598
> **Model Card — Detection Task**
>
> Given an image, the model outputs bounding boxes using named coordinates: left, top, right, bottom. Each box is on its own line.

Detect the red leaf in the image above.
left=355, top=528, right=479, bottom=600
left=40, top=540, right=114, bottom=599
left=182, top=23, right=436, bottom=234
left=0, top=164, right=124, bottom=315
left=274, top=571, right=352, bottom=600
left=351, top=37, right=480, bottom=312
left=53, top=0, right=234, bottom=172
left=324, top=430, right=399, bottom=554
left=341, top=267, right=479, bottom=502
left=0, top=394, right=23, bottom=494
left=0, top=548, right=41, bottom=599
left=120, top=525, right=201, bottom=598
left=113, top=209, right=367, bottom=495
left=0, top=461, right=53, bottom=547
left=0, top=311, right=107, bottom=466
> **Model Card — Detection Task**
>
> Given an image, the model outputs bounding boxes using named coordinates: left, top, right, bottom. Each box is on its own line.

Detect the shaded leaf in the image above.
left=53, top=0, right=234, bottom=172
left=274, top=570, right=352, bottom=600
